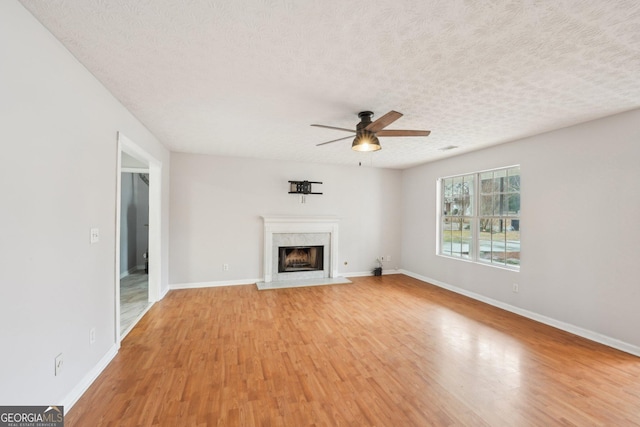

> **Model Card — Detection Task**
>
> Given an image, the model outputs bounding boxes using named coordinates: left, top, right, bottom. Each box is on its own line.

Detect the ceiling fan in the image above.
left=312, top=111, right=430, bottom=152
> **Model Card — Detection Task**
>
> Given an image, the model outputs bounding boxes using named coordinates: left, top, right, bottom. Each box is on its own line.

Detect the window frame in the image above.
left=438, top=165, right=520, bottom=271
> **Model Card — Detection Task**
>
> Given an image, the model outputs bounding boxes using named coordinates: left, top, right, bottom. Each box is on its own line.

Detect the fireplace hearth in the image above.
left=278, top=246, right=324, bottom=273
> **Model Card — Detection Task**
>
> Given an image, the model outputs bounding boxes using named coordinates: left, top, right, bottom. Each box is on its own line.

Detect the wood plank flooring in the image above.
left=66, top=275, right=640, bottom=426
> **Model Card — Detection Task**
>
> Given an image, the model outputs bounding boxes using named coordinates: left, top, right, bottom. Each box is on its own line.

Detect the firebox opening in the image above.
left=278, top=245, right=324, bottom=273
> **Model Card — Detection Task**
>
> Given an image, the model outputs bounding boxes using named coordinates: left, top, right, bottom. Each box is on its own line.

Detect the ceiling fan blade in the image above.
left=365, top=110, right=403, bottom=132
left=316, top=135, right=354, bottom=146
left=376, top=129, right=431, bottom=137
left=311, top=124, right=356, bottom=133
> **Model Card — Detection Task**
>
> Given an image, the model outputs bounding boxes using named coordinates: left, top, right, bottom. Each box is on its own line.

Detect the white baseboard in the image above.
left=343, top=271, right=373, bottom=278
left=400, top=270, right=640, bottom=358
left=62, top=344, right=118, bottom=411
left=343, top=269, right=401, bottom=278
left=169, top=278, right=262, bottom=290
left=381, top=269, right=401, bottom=276
left=159, top=285, right=170, bottom=299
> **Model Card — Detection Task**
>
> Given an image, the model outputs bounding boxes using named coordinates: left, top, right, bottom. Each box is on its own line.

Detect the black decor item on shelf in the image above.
left=288, top=180, right=323, bottom=195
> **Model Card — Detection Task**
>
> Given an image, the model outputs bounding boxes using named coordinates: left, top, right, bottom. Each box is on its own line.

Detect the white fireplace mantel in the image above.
left=262, top=216, right=340, bottom=283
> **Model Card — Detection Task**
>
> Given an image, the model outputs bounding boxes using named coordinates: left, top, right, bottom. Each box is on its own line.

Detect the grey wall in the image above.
left=169, top=153, right=403, bottom=285
left=119, top=173, right=150, bottom=275
left=134, top=174, right=150, bottom=268
left=120, top=173, right=136, bottom=274
left=0, top=1, right=170, bottom=406
left=401, top=108, right=640, bottom=350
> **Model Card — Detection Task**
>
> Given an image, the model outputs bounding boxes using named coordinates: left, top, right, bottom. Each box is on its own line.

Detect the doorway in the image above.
left=119, top=167, right=150, bottom=336
left=116, top=133, right=162, bottom=344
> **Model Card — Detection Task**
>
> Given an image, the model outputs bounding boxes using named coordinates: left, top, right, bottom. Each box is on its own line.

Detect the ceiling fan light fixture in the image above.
left=351, top=131, right=381, bottom=152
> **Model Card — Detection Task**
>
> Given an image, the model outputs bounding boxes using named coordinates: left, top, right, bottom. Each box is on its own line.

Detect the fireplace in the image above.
left=261, top=216, right=340, bottom=283
left=278, top=246, right=324, bottom=273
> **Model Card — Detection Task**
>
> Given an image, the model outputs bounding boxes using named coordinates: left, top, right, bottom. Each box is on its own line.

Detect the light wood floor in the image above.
left=67, top=275, right=640, bottom=426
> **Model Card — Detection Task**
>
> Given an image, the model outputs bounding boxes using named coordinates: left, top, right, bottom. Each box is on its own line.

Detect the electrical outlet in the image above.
left=386, top=255, right=392, bottom=262
left=513, top=283, right=519, bottom=293
left=90, top=328, right=96, bottom=344
left=223, top=263, right=229, bottom=271
left=54, top=353, right=63, bottom=376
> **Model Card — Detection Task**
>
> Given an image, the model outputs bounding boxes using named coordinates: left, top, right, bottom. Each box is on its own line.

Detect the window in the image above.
left=440, top=166, right=520, bottom=269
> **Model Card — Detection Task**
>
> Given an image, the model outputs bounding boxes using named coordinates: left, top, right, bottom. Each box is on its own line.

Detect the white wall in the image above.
left=401, top=109, right=640, bottom=350
left=170, top=154, right=402, bottom=285
left=0, top=1, right=170, bottom=406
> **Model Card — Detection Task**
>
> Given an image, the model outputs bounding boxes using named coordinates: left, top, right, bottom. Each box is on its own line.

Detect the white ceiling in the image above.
left=19, top=0, right=640, bottom=169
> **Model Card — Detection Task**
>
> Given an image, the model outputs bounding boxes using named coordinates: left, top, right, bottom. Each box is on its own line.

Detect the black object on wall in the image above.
left=288, top=180, right=322, bottom=195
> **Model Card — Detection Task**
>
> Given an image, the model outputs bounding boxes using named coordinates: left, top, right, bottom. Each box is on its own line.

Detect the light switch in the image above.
left=90, top=228, right=100, bottom=244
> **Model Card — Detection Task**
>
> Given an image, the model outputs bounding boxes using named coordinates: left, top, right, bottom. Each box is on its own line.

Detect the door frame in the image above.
left=115, top=132, right=162, bottom=346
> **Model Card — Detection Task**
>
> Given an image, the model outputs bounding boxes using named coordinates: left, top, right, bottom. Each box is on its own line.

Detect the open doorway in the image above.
left=116, top=133, right=162, bottom=344
left=120, top=158, right=150, bottom=336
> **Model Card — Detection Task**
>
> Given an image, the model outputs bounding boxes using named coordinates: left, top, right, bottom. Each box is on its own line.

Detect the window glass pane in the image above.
left=507, top=193, right=520, bottom=215
left=479, top=218, right=490, bottom=233
left=480, top=172, right=493, bottom=193
left=452, top=176, right=463, bottom=215
left=461, top=194, right=470, bottom=216
left=453, top=176, right=463, bottom=193
left=500, top=193, right=510, bottom=216
left=461, top=218, right=472, bottom=259
left=493, top=169, right=507, bottom=192
left=491, top=219, right=507, bottom=265
left=451, top=201, right=462, bottom=216
left=442, top=218, right=453, bottom=256
left=505, top=219, right=520, bottom=266
left=507, top=167, right=520, bottom=192
left=442, top=179, right=453, bottom=215
left=494, top=193, right=505, bottom=216
left=480, top=195, right=493, bottom=216
left=451, top=218, right=463, bottom=256
left=463, top=175, right=474, bottom=215
left=478, top=219, right=492, bottom=262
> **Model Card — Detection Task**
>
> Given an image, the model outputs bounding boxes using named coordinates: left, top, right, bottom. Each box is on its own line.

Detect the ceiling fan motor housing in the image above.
left=356, top=111, right=374, bottom=131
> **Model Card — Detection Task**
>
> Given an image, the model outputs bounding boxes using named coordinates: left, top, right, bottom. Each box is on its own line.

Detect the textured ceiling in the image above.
left=19, top=0, right=640, bottom=169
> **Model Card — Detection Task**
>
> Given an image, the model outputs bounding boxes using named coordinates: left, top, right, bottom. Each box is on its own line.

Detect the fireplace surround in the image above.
left=261, top=216, right=339, bottom=283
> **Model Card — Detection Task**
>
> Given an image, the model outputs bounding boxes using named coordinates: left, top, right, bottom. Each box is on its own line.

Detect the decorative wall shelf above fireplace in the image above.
left=288, top=180, right=322, bottom=195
